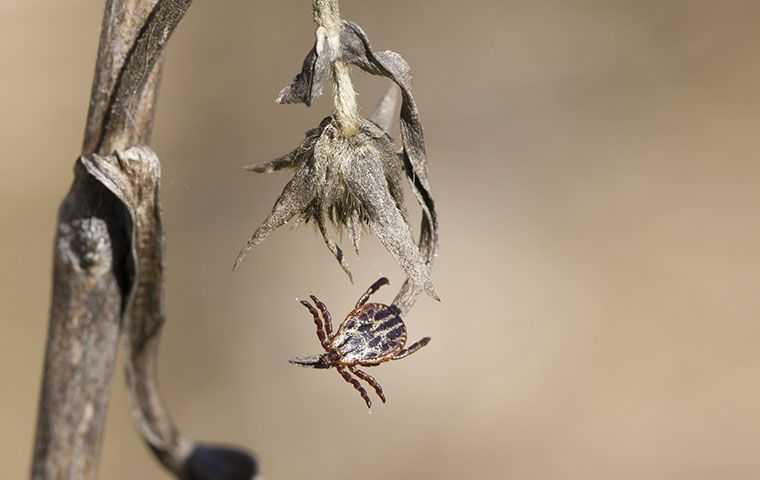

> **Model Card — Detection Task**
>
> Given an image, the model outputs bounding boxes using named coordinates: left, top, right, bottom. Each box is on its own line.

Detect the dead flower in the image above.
left=234, top=5, right=438, bottom=303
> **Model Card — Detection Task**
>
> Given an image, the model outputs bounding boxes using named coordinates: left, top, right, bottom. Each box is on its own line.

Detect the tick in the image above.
left=290, top=277, right=431, bottom=408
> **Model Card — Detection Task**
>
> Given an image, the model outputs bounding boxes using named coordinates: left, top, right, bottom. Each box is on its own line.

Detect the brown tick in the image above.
left=290, top=277, right=431, bottom=408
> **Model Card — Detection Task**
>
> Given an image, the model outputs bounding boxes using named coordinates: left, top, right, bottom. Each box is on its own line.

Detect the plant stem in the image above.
left=313, top=0, right=360, bottom=136
left=31, top=2, right=161, bottom=477
left=34, top=2, right=259, bottom=479
left=83, top=0, right=163, bottom=155
left=31, top=1, right=193, bottom=478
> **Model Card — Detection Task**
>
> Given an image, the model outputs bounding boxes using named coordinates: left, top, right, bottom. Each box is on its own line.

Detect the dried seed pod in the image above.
left=235, top=116, right=436, bottom=300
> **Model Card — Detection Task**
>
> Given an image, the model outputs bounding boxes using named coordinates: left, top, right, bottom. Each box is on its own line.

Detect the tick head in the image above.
left=289, top=353, right=331, bottom=369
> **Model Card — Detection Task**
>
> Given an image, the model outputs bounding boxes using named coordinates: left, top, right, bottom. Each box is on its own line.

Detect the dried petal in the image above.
left=275, top=27, right=339, bottom=106
left=275, top=45, right=320, bottom=105
left=316, top=206, right=353, bottom=282
left=244, top=150, right=302, bottom=174
left=341, top=138, right=436, bottom=300
left=233, top=165, right=315, bottom=270
left=347, top=210, right=363, bottom=256
left=244, top=122, right=325, bottom=174
left=368, top=84, right=400, bottom=133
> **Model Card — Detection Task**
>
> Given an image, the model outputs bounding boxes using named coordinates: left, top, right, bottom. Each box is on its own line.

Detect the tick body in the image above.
left=290, top=277, right=431, bottom=408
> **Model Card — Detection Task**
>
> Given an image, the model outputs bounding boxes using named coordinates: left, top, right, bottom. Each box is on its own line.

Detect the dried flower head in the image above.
left=234, top=1, right=439, bottom=306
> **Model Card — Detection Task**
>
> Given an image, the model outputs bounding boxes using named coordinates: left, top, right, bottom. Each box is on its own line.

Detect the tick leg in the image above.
left=310, top=295, right=333, bottom=338
left=337, top=367, right=371, bottom=409
left=393, top=337, right=431, bottom=360
left=349, top=366, right=386, bottom=403
left=299, top=299, right=330, bottom=351
left=355, top=277, right=390, bottom=309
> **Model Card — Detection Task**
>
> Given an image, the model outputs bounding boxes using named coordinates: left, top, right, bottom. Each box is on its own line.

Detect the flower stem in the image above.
left=312, top=0, right=340, bottom=29
left=332, top=61, right=360, bottom=136
left=313, top=0, right=360, bottom=136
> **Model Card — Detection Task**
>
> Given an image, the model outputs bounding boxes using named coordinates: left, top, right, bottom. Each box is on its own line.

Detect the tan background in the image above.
left=2, top=1, right=760, bottom=479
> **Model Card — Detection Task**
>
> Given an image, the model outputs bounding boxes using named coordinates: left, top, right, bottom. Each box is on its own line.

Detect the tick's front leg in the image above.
left=310, top=295, right=333, bottom=338
left=299, top=299, right=330, bottom=351
left=355, top=277, right=390, bottom=308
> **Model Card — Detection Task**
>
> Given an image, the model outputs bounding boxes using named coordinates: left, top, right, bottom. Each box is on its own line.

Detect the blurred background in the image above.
left=2, top=1, right=760, bottom=478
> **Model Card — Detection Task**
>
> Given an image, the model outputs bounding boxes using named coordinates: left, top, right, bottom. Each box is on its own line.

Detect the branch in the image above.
left=31, top=1, right=257, bottom=479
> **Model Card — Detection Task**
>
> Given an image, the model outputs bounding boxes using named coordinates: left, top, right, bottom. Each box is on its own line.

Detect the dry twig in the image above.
left=31, top=2, right=256, bottom=479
